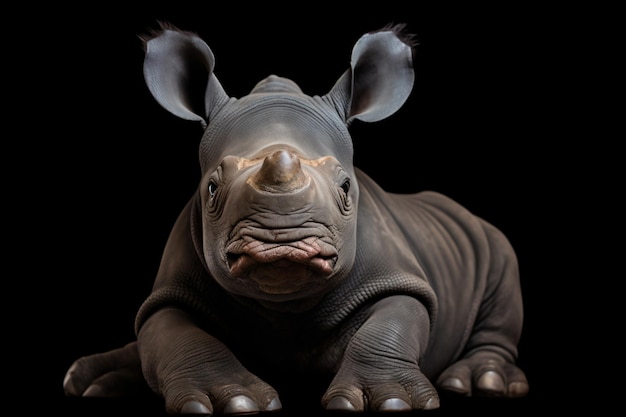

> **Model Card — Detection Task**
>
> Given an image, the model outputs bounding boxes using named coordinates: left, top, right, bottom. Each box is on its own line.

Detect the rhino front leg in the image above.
left=63, top=341, right=147, bottom=397
left=137, top=307, right=282, bottom=415
left=322, top=295, right=439, bottom=412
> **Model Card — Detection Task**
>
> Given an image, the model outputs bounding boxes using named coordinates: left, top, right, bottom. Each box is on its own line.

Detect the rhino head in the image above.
left=141, top=23, right=415, bottom=310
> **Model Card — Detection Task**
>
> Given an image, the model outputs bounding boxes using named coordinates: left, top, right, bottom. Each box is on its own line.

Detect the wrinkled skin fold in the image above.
left=64, top=22, right=529, bottom=415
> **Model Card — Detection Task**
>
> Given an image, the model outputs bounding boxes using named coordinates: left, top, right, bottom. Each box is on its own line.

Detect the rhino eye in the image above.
left=340, top=178, right=351, bottom=194
left=208, top=180, right=218, bottom=198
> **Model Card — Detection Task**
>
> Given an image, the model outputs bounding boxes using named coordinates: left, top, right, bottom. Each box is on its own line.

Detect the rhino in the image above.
left=63, top=22, right=529, bottom=415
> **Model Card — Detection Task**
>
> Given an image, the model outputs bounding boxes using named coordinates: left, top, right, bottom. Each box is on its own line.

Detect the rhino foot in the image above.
left=63, top=341, right=148, bottom=398
left=436, top=350, right=529, bottom=397
left=179, top=395, right=281, bottom=415
left=322, top=372, right=440, bottom=412
left=154, top=369, right=282, bottom=415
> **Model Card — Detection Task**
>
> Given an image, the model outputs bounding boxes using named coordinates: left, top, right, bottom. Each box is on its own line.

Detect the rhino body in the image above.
left=63, top=23, right=529, bottom=414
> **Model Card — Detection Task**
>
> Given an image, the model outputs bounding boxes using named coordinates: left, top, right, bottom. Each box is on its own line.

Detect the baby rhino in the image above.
left=64, top=22, right=529, bottom=415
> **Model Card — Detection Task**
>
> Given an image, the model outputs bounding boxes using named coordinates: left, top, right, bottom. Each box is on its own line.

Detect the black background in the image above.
left=10, top=3, right=586, bottom=416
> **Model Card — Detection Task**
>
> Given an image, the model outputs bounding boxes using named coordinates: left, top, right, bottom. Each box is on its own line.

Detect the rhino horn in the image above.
left=249, top=150, right=309, bottom=193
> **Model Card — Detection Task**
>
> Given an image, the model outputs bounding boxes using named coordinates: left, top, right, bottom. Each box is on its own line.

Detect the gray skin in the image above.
left=63, top=23, right=529, bottom=415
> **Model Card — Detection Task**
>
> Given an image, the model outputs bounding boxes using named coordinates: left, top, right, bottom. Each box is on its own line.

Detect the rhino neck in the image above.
left=255, top=294, right=327, bottom=313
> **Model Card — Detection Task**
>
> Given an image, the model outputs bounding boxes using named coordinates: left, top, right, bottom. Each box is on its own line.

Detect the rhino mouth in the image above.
left=226, top=237, right=337, bottom=295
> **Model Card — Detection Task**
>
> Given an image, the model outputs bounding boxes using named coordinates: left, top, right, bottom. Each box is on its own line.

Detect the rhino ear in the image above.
left=142, top=25, right=228, bottom=128
left=326, top=24, right=415, bottom=124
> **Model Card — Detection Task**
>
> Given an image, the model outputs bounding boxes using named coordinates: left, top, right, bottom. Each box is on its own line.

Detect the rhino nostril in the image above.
left=227, top=252, right=241, bottom=268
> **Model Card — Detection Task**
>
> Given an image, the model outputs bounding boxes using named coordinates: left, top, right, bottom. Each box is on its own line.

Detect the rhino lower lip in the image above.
left=227, top=253, right=335, bottom=278
left=228, top=255, right=335, bottom=295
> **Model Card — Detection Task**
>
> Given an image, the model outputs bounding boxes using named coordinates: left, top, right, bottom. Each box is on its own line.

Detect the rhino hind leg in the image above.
left=63, top=341, right=149, bottom=398
left=436, top=350, right=529, bottom=397
left=435, top=221, right=529, bottom=398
